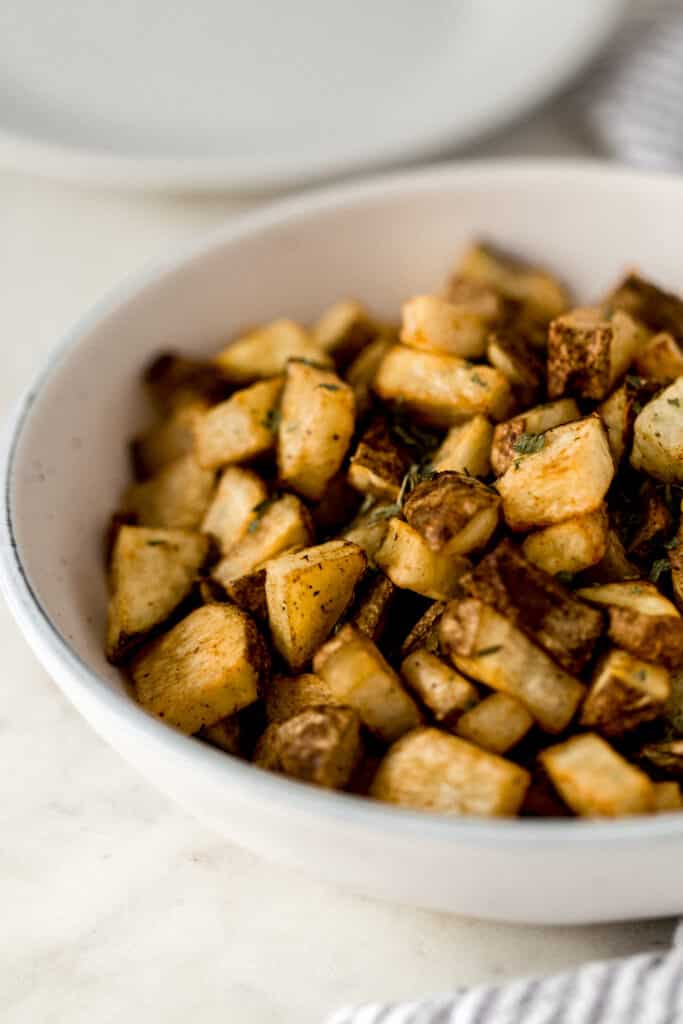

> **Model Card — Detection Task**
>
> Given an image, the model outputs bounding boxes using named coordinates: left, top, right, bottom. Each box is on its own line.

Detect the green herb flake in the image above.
left=556, top=571, right=574, bottom=586
left=512, top=433, right=546, bottom=456
left=289, top=356, right=330, bottom=371
left=668, top=397, right=681, bottom=408
left=317, top=383, right=340, bottom=392
left=664, top=537, right=680, bottom=550
left=261, top=407, right=281, bottom=432
left=146, top=539, right=168, bottom=547
left=626, top=374, right=646, bottom=389
left=471, top=372, right=485, bottom=387
left=367, top=503, right=401, bottom=525
left=635, top=669, right=647, bottom=682
left=247, top=494, right=280, bottom=533
left=476, top=645, right=502, bottom=657
left=650, top=558, right=672, bottom=584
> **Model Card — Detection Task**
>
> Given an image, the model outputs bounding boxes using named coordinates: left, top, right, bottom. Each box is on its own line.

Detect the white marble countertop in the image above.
left=0, top=97, right=677, bottom=1023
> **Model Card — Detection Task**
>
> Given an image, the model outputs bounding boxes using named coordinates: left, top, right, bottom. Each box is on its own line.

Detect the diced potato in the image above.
left=375, top=518, right=471, bottom=600
left=400, top=295, right=489, bottom=358
left=439, top=598, right=586, bottom=733
left=212, top=494, right=312, bottom=586
left=638, top=739, right=683, bottom=780
left=264, top=673, right=338, bottom=723
left=454, top=242, right=569, bottom=323
left=201, top=715, right=242, bottom=755
left=486, top=330, right=543, bottom=406
left=201, top=466, right=268, bottom=553
left=347, top=418, right=410, bottom=502
left=214, top=320, right=331, bottom=384
left=540, top=733, right=654, bottom=817
left=442, top=275, right=505, bottom=323
left=131, top=400, right=208, bottom=479
left=344, top=334, right=393, bottom=417
left=106, top=526, right=210, bottom=663
left=653, top=782, right=683, bottom=813
left=374, top=345, right=512, bottom=427
left=582, top=529, right=640, bottom=584
left=143, top=352, right=230, bottom=413
left=313, top=299, right=376, bottom=367
left=278, top=360, right=355, bottom=500
left=193, top=377, right=283, bottom=470
left=265, top=540, right=367, bottom=670
left=224, top=567, right=268, bottom=620
left=400, top=601, right=445, bottom=657
left=598, top=377, right=661, bottom=465
left=456, top=693, right=533, bottom=754
left=349, top=572, right=396, bottom=642
left=576, top=580, right=683, bottom=668
left=580, top=648, right=670, bottom=736
left=132, top=604, right=267, bottom=734
left=403, top=472, right=500, bottom=554
left=255, top=706, right=361, bottom=789
left=313, top=625, right=421, bottom=742
left=370, top=727, right=530, bottom=816
left=608, top=272, right=683, bottom=341
left=634, top=332, right=683, bottom=381
left=400, top=649, right=479, bottom=725
left=631, top=377, right=683, bottom=483
left=496, top=415, right=614, bottom=531
left=548, top=308, right=643, bottom=400
left=490, top=398, right=580, bottom=476
left=342, top=505, right=393, bottom=565
left=431, top=415, right=493, bottom=476
left=627, top=483, right=673, bottom=560
left=521, top=507, right=609, bottom=577
left=462, top=540, right=604, bottom=674
left=123, top=453, right=215, bottom=530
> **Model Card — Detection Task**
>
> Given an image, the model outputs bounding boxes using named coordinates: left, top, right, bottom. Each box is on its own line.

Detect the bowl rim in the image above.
left=4, top=157, right=683, bottom=848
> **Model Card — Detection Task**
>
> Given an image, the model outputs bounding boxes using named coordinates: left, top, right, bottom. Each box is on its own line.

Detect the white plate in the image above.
left=0, top=0, right=625, bottom=192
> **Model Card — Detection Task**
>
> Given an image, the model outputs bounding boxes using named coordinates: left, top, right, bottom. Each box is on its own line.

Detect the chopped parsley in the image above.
left=146, top=539, right=168, bottom=547
left=556, top=571, right=574, bottom=586
left=512, top=433, right=546, bottom=455
left=261, top=407, right=281, bottom=431
left=650, top=558, right=671, bottom=583
left=664, top=537, right=680, bottom=550
left=247, top=494, right=281, bottom=533
left=317, top=383, right=340, bottom=392
left=668, top=397, right=681, bottom=407
left=476, top=645, right=502, bottom=657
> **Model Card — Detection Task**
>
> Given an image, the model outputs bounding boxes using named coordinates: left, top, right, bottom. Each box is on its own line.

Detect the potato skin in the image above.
left=347, top=417, right=410, bottom=502
left=608, top=272, right=683, bottom=341
left=631, top=377, right=683, bottom=483
left=264, top=706, right=362, bottom=789
left=403, top=472, right=500, bottom=554
left=541, top=733, right=654, bottom=817
left=580, top=649, right=670, bottom=737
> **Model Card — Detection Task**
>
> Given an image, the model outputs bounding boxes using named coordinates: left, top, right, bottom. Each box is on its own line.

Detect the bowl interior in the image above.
left=9, top=164, right=683, bottom=708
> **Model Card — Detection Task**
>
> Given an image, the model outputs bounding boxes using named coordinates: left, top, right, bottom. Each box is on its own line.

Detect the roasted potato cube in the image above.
left=264, top=673, right=338, bottom=723
left=143, top=352, right=230, bottom=413
left=455, top=242, right=569, bottom=323
left=212, top=494, right=312, bottom=586
left=442, top=275, right=505, bottom=323
left=131, top=400, right=208, bottom=479
left=201, top=715, right=242, bottom=755
left=374, top=345, right=512, bottom=427
left=439, top=598, right=585, bottom=733
left=462, top=540, right=604, bottom=674
left=277, top=360, right=355, bottom=501
left=540, top=733, right=654, bottom=817
left=638, top=739, right=683, bottom=780
left=224, top=567, right=268, bottom=620
left=496, top=415, right=614, bottom=531
left=347, top=417, right=410, bottom=502
left=313, top=299, right=376, bottom=368
left=580, top=648, right=670, bottom=736
left=123, top=453, right=215, bottom=530
left=486, top=329, right=544, bottom=407
left=631, top=377, right=683, bottom=483
left=265, top=540, right=367, bottom=670
left=400, top=295, right=489, bottom=358
left=582, top=529, right=640, bottom=584
left=342, top=504, right=393, bottom=565
left=627, top=484, right=673, bottom=560
left=608, top=272, right=683, bottom=341
left=106, top=526, right=210, bottom=663
left=490, top=398, right=580, bottom=477
left=375, top=518, right=471, bottom=600
left=400, top=601, right=445, bottom=657
left=313, top=625, right=421, bottom=742
left=215, top=320, right=331, bottom=384
left=431, top=415, right=493, bottom=477
left=193, top=377, right=283, bottom=470
left=349, top=571, right=396, bottom=643
left=653, top=782, right=683, bottom=813
left=456, top=692, right=533, bottom=755
left=548, top=308, right=643, bottom=400
left=344, top=333, right=394, bottom=416
left=255, top=706, right=361, bottom=789
left=201, top=466, right=268, bottom=553
left=576, top=580, right=683, bottom=669
left=132, top=604, right=266, bottom=734
left=370, top=727, right=530, bottom=816
left=598, top=376, right=661, bottom=465
left=634, top=332, right=683, bottom=381
left=400, top=649, right=479, bottom=725
left=403, top=472, right=500, bottom=554
left=521, top=507, right=609, bottom=577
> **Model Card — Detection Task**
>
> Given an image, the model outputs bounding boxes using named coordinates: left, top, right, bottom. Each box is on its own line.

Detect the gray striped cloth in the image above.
left=326, top=923, right=683, bottom=1024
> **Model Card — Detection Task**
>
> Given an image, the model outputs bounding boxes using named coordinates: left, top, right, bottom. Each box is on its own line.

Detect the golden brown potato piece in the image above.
left=653, top=782, right=683, bottom=813
left=580, top=648, right=670, bottom=736
left=106, top=526, right=210, bottom=663
left=313, top=625, right=421, bottom=743
left=403, top=472, right=500, bottom=555
left=608, top=272, right=683, bottom=341
left=576, top=580, right=683, bottom=669
left=540, top=733, right=654, bottom=817
left=456, top=692, right=534, bottom=755
left=375, top=519, right=471, bottom=601
left=442, top=275, right=505, bottom=324
left=461, top=540, right=604, bottom=674
left=143, top=352, right=230, bottom=414
left=201, top=466, right=268, bottom=554
left=400, top=601, right=446, bottom=657
left=212, top=493, right=313, bottom=587
left=200, top=715, right=243, bottom=755
left=344, top=333, right=394, bottom=417
left=255, top=706, right=361, bottom=789
left=374, top=345, right=512, bottom=428
left=132, top=604, right=267, bottom=734
left=313, top=299, right=377, bottom=368
left=431, top=415, right=493, bottom=477
left=193, top=377, right=283, bottom=470
left=214, top=320, right=331, bottom=384
left=277, top=360, right=355, bottom=501
left=547, top=308, right=643, bottom=400
left=400, top=649, right=479, bottom=726
left=400, top=295, right=489, bottom=359
left=598, top=376, right=661, bottom=466
left=347, top=417, right=410, bottom=502
left=490, top=398, right=580, bottom=477
left=225, top=567, right=268, bottom=621
left=265, top=540, right=367, bottom=670
left=439, top=598, right=585, bottom=733
left=454, top=242, right=569, bottom=323
left=342, top=504, right=393, bottom=566
left=123, top=453, right=215, bottom=530
left=264, top=673, right=338, bottom=723
left=131, top=400, right=208, bottom=479
left=581, top=529, right=640, bottom=584
left=634, top=332, right=683, bottom=381
left=627, top=483, right=673, bottom=560
left=349, top=572, right=396, bottom=643
left=486, top=329, right=544, bottom=407
left=496, top=415, right=614, bottom=532
left=631, top=377, right=683, bottom=483
left=521, top=507, right=609, bottom=577
left=638, top=739, right=683, bottom=780
left=370, top=727, right=530, bottom=816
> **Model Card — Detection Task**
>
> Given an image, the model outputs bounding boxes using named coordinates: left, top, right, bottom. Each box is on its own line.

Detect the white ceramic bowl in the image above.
left=3, top=161, right=683, bottom=925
